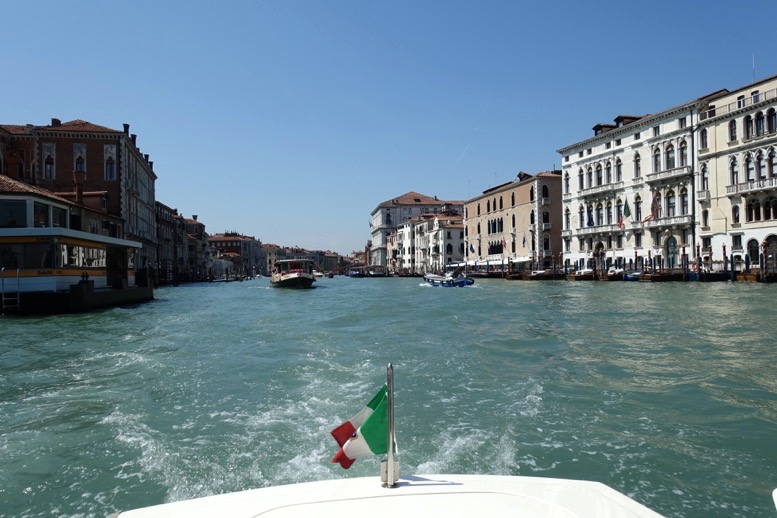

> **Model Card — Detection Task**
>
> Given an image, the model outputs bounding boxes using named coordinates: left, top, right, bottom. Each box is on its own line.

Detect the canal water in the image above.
left=1, top=276, right=775, bottom=517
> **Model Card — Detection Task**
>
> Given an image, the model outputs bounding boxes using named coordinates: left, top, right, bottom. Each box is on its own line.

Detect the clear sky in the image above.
left=4, top=0, right=776, bottom=255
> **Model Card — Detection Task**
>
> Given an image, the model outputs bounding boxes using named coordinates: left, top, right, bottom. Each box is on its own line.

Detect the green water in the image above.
left=1, top=277, right=775, bottom=517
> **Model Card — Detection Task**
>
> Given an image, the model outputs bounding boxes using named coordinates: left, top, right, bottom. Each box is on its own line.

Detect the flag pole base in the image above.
left=380, top=460, right=399, bottom=487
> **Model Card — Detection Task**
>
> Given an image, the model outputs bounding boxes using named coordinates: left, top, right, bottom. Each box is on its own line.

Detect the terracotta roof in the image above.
left=0, top=124, right=30, bottom=135
left=0, top=175, right=73, bottom=204
left=44, top=119, right=121, bottom=133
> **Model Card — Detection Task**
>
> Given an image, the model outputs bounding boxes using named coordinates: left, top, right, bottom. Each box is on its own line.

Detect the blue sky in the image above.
left=4, top=1, right=777, bottom=254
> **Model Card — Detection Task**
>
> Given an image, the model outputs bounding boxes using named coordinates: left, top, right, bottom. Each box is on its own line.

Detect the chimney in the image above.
left=144, top=154, right=149, bottom=162
left=149, top=161, right=153, bottom=170
left=73, top=170, right=86, bottom=204
left=131, top=134, right=137, bottom=145
left=123, top=123, right=130, bottom=134
left=192, top=215, right=198, bottom=221
left=51, top=118, right=61, bottom=127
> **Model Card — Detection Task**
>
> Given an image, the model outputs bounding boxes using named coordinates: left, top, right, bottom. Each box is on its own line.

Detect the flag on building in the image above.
left=331, top=386, right=388, bottom=469
left=522, top=234, right=526, bottom=248
left=469, top=244, right=475, bottom=253
left=618, top=198, right=631, bottom=228
left=642, top=191, right=660, bottom=223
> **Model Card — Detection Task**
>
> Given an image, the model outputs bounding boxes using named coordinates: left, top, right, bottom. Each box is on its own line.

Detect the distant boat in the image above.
left=366, top=265, right=387, bottom=277
left=348, top=266, right=366, bottom=278
left=566, top=268, right=596, bottom=281
left=271, top=259, right=316, bottom=288
left=623, top=270, right=642, bottom=281
left=606, top=267, right=625, bottom=281
left=423, top=271, right=475, bottom=287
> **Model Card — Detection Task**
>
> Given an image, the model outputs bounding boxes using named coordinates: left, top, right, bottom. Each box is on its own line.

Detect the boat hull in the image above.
left=424, top=274, right=474, bottom=287
left=115, top=474, right=665, bottom=518
left=270, top=274, right=315, bottom=288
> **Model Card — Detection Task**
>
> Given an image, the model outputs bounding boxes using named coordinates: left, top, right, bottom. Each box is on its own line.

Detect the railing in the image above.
left=700, top=86, right=777, bottom=121
left=1, top=268, right=21, bottom=314
left=643, top=214, right=693, bottom=228
left=727, top=177, right=777, bottom=196
left=646, top=165, right=692, bottom=184
left=578, top=181, right=625, bottom=197
left=696, top=190, right=710, bottom=202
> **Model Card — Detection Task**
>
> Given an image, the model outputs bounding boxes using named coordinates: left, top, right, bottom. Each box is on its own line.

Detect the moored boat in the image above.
left=566, top=268, right=596, bottom=281
left=270, top=259, right=316, bottom=288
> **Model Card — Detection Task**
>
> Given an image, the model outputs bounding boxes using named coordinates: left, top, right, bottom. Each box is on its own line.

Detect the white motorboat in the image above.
left=270, top=259, right=316, bottom=288
left=114, top=472, right=666, bottom=517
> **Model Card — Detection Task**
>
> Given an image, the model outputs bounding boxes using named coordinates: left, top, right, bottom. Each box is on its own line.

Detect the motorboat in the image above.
left=113, top=472, right=666, bottom=517
left=270, top=259, right=316, bottom=288
left=606, top=267, right=625, bottom=281
left=423, top=270, right=474, bottom=287
left=566, top=268, right=596, bottom=281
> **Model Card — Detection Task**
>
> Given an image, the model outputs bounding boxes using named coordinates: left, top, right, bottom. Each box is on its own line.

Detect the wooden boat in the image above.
left=423, top=271, right=474, bottom=287
left=270, top=259, right=316, bottom=288
left=638, top=271, right=685, bottom=282
left=566, top=268, right=596, bottom=281
left=522, top=269, right=563, bottom=280
left=605, top=267, right=625, bottom=281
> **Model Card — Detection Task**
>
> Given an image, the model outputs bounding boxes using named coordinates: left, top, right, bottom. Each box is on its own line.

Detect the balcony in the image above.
left=726, top=177, right=777, bottom=197
left=541, top=223, right=552, bottom=230
left=578, top=181, right=625, bottom=198
left=643, top=214, right=693, bottom=229
left=541, top=197, right=550, bottom=206
left=646, top=165, right=692, bottom=185
left=696, top=190, right=710, bottom=202
left=528, top=224, right=536, bottom=232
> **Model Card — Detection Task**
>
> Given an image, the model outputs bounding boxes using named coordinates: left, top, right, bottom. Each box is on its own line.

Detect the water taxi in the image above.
left=270, top=259, right=316, bottom=288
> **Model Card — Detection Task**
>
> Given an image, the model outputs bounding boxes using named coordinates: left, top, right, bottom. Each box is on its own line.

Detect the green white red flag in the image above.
left=330, top=385, right=388, bottom=469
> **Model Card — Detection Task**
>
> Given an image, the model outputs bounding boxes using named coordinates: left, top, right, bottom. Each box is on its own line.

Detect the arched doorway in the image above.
left=665, top=236, right=678, bottom=269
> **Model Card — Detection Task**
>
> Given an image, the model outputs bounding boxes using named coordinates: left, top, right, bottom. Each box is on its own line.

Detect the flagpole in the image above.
left=385, top=363, right=397, bottom=487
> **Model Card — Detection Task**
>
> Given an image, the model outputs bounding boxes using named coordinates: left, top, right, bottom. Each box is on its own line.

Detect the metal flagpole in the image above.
left=383, top=362, right=398, bottom=487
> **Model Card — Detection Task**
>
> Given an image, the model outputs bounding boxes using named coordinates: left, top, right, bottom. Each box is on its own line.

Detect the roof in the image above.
left=0, top=175, right=73, bottom=205
left=40, top=119, right=121, bottom=134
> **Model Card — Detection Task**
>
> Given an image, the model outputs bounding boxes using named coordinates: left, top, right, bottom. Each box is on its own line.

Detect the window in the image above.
left=702, top=165, right=709, bottom=190
left=511, top=192, right=515, bottom=206
left=745, top=115, right=753, bottom=139
left=666, top=190, right=676, bottom=217
left=499, top=196, right=503, bottom=210
left=732, top=205, right=740, bottom=224
left=770, top=150, right=777, bottom=178
left=605, top=202, right=612, bottom=225
left=653, top=148, right=661, bottom=173
left=634, top=132, right=641, bottom=140
left=616, top=138, right=621, bottom=146
left=729, top=120, right=737, bottom=141
left=737, top=95, right=745, bottom=108
left=755, top=112, right=765, bottom=136
left=578, top=170, right=584, bottom=190
left=0, top=200, right=27, bottom=227
left=680, top=188, right=688, bottom=215
left=745, top=154, right=755, bottom=182
left=578, top=206, right=585, bottom=229
left=700, top=129, right=708, bottom=148
left=542, top=211, right=549, bottom=224
left=634, top=232, right=642, bottom=248
left=596, top=204, right=603, bottom=225
left=730, top=158, right=739, bottom=185
left=565, top=209, right=570, bottom=230
left=679, top=117, right=687, bottom=128
left=542, top=185, right=549, bottom=198
left=529, top=187, right=534, bottom=202
left=75, top=156, right=85, bottom=172
left=757, top=151, right=766, bottom=180
left=615, top=159, right=622, bottom=181
left=586, top=168, right=593, bottom=187
left=702, top=236, right=711, bottom=250
left=665, top=145, right=675, bottom=169
left=747, top=200, right=761, bottom=222
left=105, top=157, right=116, bottom=180
left=634, top=196, right=642, bottom=221
left=634, top=154, right=641, bottom=178
left=653, top=126, right=660, bottom=137
left=44, top=156, right=55, bottom=179
left=752, top=90, right=761, bottom=103
left=605, top=162, right=612, bottom=183
left=732, top=235, right=742, bottom=250
left=702, top=209, right=709, bottom=227
left=596, top=165, right=603, bottom=186
left=768, top=108, right=776, bottom=133
left=679, top=141, right=688, bottom=167
left=564, top=174, right=569, bottom=194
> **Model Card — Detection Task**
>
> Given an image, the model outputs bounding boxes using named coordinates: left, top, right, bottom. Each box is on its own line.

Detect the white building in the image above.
left=370, top=192, right=464, bottom=267
left=697, top=74, right=777, bottom=271
left=393, top=212, right=464, bottom=274
left=556, top=91, right=726, bottom=273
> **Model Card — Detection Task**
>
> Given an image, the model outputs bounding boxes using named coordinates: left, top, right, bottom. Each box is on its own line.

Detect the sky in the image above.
left=4, top=0, right=777, bottom=255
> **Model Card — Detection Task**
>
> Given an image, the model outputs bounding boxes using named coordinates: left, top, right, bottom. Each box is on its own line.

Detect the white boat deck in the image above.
left=116, top=474, right=666, bottom=517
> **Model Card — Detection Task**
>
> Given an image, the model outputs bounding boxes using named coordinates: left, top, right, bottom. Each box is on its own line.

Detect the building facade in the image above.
left=697, top=74, right=777, bottom=271
left=464, top=171, right=563, bottom=272
left=556, top=93, right=725, bottom=273
left=370, top=192, right=464, bottom=267
left=0, top=119, right=158, bottom=282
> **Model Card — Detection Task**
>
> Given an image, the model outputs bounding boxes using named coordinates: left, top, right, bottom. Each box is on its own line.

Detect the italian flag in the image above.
left=330, top=385, right=388, bottom=469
